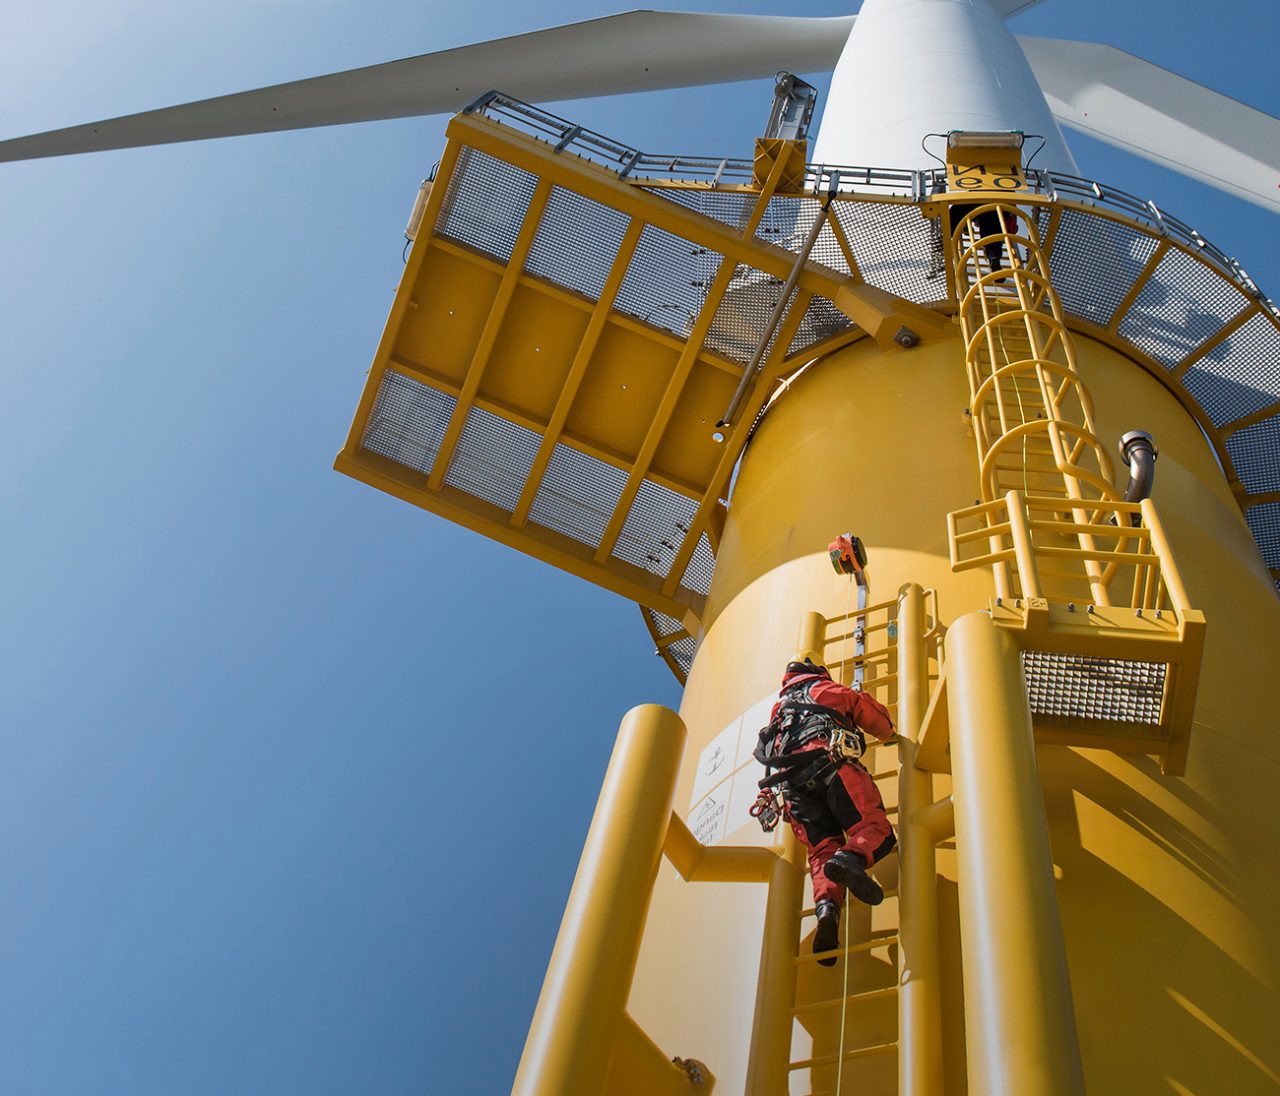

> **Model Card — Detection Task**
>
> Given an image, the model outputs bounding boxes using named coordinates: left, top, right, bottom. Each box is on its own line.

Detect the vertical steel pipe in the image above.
left=896, top=583, right=946, bottom=1096
left=744, top=837, right=805, bottom=1094
left=945, top=612, right=1085, bottom=1096
left=512, top=704, right=687, bottom=1096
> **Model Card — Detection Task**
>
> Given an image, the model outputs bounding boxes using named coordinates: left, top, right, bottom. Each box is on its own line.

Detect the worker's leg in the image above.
left=829, top=762, right=897, bottom=867
left=786, top=797, right=845, bottom=905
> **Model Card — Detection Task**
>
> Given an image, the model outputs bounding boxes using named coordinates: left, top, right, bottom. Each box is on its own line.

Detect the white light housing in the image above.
left=948, top=130, right=1025, bottom=149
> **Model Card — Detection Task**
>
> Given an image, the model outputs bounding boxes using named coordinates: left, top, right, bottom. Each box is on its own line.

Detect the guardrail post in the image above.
left=512, top=704, right=687, bottom=1096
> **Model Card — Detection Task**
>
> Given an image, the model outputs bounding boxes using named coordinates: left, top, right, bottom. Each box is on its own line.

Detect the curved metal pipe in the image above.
left=1120, top=430, right=1158, bottom=504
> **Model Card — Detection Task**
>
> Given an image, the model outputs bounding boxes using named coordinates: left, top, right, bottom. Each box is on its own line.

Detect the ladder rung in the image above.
left=788, top=1041, right=899, bottom=1071
left=800, top=891, right=898, bottom=918
left=795, top=933, right=899, bottom=963
left=792, top=984, right=898, bottom=1016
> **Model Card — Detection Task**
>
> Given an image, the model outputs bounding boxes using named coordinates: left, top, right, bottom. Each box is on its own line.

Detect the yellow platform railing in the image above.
left=948, top=490, right=1193, bottom=612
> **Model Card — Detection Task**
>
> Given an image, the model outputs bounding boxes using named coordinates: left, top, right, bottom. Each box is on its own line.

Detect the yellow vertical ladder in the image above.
left=779, top=588, right=945, bottom=1096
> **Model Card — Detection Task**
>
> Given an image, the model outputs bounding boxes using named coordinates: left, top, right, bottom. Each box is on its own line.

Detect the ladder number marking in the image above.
left=948, top=164, right=1025, bottom=191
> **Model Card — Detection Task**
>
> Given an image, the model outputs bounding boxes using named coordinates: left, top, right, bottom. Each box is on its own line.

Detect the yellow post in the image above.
left=797, top=610, right=826, bottom=662
left=512, top=704, right=687, bottom=1096
left=744, top=837, right=804, bottom=1094
left=944, top=612, right=1085, bottom=1096
left=896, top=583, right=946, bottom=1096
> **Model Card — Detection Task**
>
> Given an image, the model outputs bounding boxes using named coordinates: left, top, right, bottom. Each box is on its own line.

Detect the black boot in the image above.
left=813, top=899, right=841, bottom=967
left=823, top=850, right=884, bottom=907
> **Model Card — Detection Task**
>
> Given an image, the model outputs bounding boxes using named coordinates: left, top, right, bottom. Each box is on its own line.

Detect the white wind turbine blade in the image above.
left=0, top=10, right=854, bottom=163
left=991, top=0, right=1049, bottom=16
left=1020, top=36, right=1280, bottom=213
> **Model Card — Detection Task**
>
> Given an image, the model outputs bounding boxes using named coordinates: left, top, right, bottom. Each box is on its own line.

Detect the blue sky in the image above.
left=1, top=2, right=1276, bottom=1092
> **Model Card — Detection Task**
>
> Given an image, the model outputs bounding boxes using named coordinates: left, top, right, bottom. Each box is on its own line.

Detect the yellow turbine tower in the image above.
left=6, top=2, right=1279, bottom=1093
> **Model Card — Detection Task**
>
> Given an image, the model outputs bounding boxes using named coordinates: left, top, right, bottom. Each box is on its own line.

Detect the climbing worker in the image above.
left=752, top=657, right=897, bottom=966
left=949, top=203, right=1011, bottom=271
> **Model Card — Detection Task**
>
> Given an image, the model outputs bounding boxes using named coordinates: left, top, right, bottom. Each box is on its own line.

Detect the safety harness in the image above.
left=753, top=678, right=866, bottom=798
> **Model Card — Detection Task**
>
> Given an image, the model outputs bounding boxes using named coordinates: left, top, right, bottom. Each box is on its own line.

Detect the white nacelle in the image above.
left=813, top=0, right=1077, bottom=174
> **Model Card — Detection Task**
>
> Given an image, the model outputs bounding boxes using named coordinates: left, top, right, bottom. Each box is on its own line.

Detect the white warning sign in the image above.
left=689, top=790, right=729, bottom=846
left=690, top=718, right=741, bottom=806
left=736, top=693, right=777, bottom=769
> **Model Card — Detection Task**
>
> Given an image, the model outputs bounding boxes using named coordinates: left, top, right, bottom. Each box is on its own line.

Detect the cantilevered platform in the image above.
left=337, top=93, right=1280, bottom=683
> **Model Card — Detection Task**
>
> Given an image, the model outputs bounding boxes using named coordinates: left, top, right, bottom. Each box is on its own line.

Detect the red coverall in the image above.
left=769, top=669, right=897, bottom=907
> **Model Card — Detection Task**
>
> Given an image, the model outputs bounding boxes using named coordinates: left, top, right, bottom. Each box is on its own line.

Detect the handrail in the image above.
left=948, top=490, right=1193, bottom=613
left=465, top=91, right=1275, bottom=318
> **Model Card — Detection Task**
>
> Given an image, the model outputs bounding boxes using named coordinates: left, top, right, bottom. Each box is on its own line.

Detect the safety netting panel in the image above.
left=755, top=196, right=851, bottom=277
left=1245, top=501, right=1280, bottom=575
left=667, top=634, right=699, bottom=676
left=442, top=407, right=541, bottom=513
left=641, top=606, right=698, bottom=683
left=1182, top=311, right=1280, bottom=428
left=362, top=370, right=457, bottom=477
left=612, top=479, right=700, bottom=579
left=635, top=188, right=857, bottom=362
left=678, top=533, right=717, bottom=599
left=704, top=267, right=792, bottom=364
left=1226, top=412, right=1280, bottom=495
left=527, top=443, right=628, bottom=549
left=1116, top=248, right=1251, bottom=370
left=524, top=186, right=632, bottom=301
left=832, top=201, right=941, bottom=305
left=640, top=187, right=755, bottom=235
left=789, top=295, right=850, bottom=356
left=435, top=149, right=540, bottom=263
left=1021, top=651, right=1166, bottom=726
left=613, top=224, right=717, bottom=339
left=1046, top=209, right=1160, bottom=328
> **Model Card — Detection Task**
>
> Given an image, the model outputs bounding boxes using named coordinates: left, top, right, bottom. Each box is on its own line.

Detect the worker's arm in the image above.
left=809, top=679, right=895, bottom=740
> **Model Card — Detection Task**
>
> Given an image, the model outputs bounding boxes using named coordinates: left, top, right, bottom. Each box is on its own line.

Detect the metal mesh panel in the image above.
left=648, top=608, right=686, bottom=639
left=613, top=480, right=699, bottom=577
left=443, top=407, right=540, bottom=513
left=1226, top=412, right=1280, bottom=495
left=528, top=443, right=628, bottom=548
left=704, top=267, right=789, bottom=364
left=834, top=201, right=940, bottom=304
left=614, top=225, right=718, bottom=338
left=435, top=149, right=539, bottom=263
left=1183, top=311, right=1280, bottom=427
left=524, top=186, right=631, bottom=300
left=679, top=533, right=716, bottom=597
left=757, top=197, right=851, bottom=277
left=1245, top=502, right=1280, bottom=572
left=361, top=370, right=456, bottom=476
left=790, top=295, right=852, bottom=356
left=1022, top=651, right=1166, bottom=725
left=668, top=634, right=698, bottom=676
left=1117, top=247, right=1250, bottom=369
left=1048, top=209, right=1159, bottom=327
left=641, top=187, right=755, bottom=234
